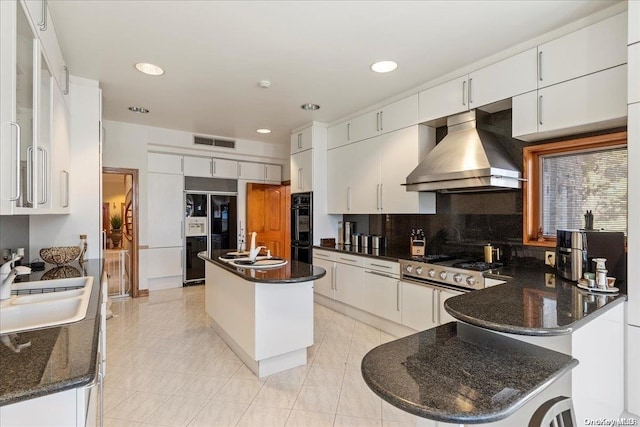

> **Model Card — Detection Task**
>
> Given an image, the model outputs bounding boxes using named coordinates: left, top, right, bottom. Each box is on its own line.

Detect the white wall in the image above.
left=29, top=77, right=102, bottom=260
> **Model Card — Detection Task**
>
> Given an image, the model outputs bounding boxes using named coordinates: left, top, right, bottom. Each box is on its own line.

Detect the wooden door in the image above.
left=247, top=183, right=290, bottom=259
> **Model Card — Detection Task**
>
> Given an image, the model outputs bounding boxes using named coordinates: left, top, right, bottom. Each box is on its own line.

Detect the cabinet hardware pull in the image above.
left=376, top=184, right=380, bottom=210
left=298, top=168, right=303, bottom=189
left=468, top=78, right=473, bottom=104
left=462, top=80, right=466, bottom=106
left=334, top=264, right=338, bottom=290
left=238, top=163, right=242, bottom=177
left=38, top=147, right=47, bottom=204
left=538, top=51, right=543, bottom=81
left=180, top=157, right=184, bottom=172
left=376, top=112, right=380, bottom=132
left=62, top=170, right=70, bottom=207
left=538, top=95, right=543, bottom=126
left=339, top=257, right=356, bottom=263
left=264, top=165, right=267, bottom=180
left=437, top=290, right=441, bottom=324
left=27, top=146, right=34, bottom=204
left=180, top=221, right=184, bottom=239
left=39, top=0, right=47, bottom=31
left=298, top=133, right=302, bottom=149
left=315, top=252, right=330, bottom=258
left=365, top=270, right=395, bottom=278
left=210, top=160, right=213, bottom=175
left=370, top=263, right=391, bottom=269
left=8, top=122, right=21, bottom=201
left=379, top=183, right=383, bottom=210
left=397, top=281, right=400, bottom=311
left=380, top=111, right=383, bottom=131
left=347, top=123, right=351, bottom=141
left=432, top=289, right=436, bottom=324
left=63, top=65, right=69, bottom=95
left=347, top=186, right=351, bottom=211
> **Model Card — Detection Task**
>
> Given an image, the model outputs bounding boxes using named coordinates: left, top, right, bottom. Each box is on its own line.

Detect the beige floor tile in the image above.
left=252, top=381, right=303, bottom=409
left=343, top=368, right=368, bottom=389
left=382, top=401, right=423, bottom=423
left=105, top=391, right=170, bottom=422
left=201, top=356, right=243, bottom=378
left=334, top=415, right=382, bottom=427
left=213, top=378, right=264, bottom=403
left=337, top=384, right=382, bottom=419
left=304, top=366, right=345, bottom=388
left=266, top=365, right=309, bottom=385
left=186, top=400, right=248, bottom=427
left=135, top=369, right=192, bottom=395
left=142, top=395, right=208, bottom=426
left=104, top=386, right=136, bottom=414
left=104, top=418, right=143, bottom=427
left=312, top=346, right=349, bottom=369
left=236, top=404, right=291, bottom=427
left=293, top=385, right=341, bottom=413
left=172, top=374, right=229, bottom=399
left=232, top=364, right=263, bottom=381
left=285, top=410, right=335, bottom=427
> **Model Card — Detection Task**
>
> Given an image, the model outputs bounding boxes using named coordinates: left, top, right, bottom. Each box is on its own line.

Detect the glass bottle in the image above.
left=79, top=234, right=87, bottom=263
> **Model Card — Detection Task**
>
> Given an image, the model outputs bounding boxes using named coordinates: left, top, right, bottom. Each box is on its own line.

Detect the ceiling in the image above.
left=49, top=1, right=618, bottom=147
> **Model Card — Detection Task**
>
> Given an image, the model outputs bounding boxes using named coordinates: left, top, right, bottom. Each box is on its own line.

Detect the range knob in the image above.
left=428, top=269, right=436, bottom=277
left=453, top=273, right=463, bottom=283
left=439, top=271, right=447, bottom=280
left=466, top=276, right=477, bottom=286
left=416, top=267, right=423, bottom=275
left=405, top=265, right=413, bottom=273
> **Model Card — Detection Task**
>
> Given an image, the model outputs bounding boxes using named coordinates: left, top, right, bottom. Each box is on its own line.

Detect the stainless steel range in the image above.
left=399, top=256, right=502, bottom=291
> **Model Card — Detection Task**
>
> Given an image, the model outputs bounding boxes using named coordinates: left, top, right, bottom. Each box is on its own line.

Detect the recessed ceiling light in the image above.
left=301, top=103, right=320, bottom=111
left=256, top=128, right=271, bottom=134
left=371, top=60, right=398, bottom=73
left=134, top=62, right=165, bottom=76
left=128, top=106, right=149, bottom=113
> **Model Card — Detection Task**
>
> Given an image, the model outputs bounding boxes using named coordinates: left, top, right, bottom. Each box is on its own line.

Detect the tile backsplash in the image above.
left=0, top=215, right=30, bottom=263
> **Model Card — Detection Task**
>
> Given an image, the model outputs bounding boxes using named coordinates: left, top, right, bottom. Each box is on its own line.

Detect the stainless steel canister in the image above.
left=372, top=235, right=386, bottom=249
left=352, top=233, right=361, bottom=249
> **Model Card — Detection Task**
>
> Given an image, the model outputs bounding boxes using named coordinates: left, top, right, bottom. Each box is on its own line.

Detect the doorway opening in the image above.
left=102, top=167, right=140, bottom=298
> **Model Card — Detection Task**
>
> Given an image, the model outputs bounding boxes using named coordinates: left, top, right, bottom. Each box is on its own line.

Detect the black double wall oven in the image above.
left=291, top=192, right=312, bottom=264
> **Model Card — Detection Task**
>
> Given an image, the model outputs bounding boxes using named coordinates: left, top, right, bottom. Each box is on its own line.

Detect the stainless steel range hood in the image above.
left=405, top=110, right=522, bottom=193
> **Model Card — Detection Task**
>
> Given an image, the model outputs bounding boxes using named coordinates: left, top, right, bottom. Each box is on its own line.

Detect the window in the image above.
left=523, top=132, right=627, bottom=247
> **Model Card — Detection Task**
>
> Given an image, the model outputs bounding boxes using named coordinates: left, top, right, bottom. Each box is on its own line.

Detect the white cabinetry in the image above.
left=418, top=75, right=468, bottom=123
left=212, top=158, right=238, bottom=179
left=148, top=152, right=183, bottom=174
left=362, top=259, right=401, bottom=323
left=290, top=126, right=313, bottom=153
left=312, top=250, right=335, bottom=299
left=630, top=0, right=640, bottom=45
left=264, top=164, right=281, bottom=183
left=147, top=172, right=183, bottom=247
left=290, top=149, right=313, bottom=193
left=328, top=120, right=351, bottom=149
left=350, top=95, right=418, bottom=143
left=629, top=43, right=640, bottom=105
left=537, top=12, right=627, bottom=89
left=349, top=138, right=380, bottom=213
left=183, top=156, right=212, bottom=177
left=238, top=161, right=265, bottom=181
left=50, top=82, right=70, bottom=213
left=334, top=254, right=365, bottom=310
left=513, top=65, right=627, bottom=141
left=401, top=281, right=462, bottom=331
left=327, top=145, right=351, bottom=213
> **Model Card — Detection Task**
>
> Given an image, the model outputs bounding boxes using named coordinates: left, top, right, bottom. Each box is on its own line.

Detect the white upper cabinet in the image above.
left=630, top=43, right=640, bottom=104
left=468, top=48, right=538, bottom=109
left=350, top=95, right=419, bottom=143
left=418, top=75, right=469, bottom=123
left=513, top=65, right=627, bottom=141
left=264, top=164, right=282, bottom=183
left=327, top=120, right=351, bottom=149
left=327, top=145, right=351, bottom=214
left=290, top=126, right=313, bottom=154
left=50, top=78, right=70, bottom=213
left=291, top=149, right=313, bottom=193
left=183, top=156, right=212, bottom=177
left=147, top=172, right=184, bottom=248
left=237, top=161, right=264, bottom=181
left=148, top=152, right=183, bottom=174
left=349, top=138, right=380, bottom=213
left=630, top=0, right=640, bottom=45
left=537, top=12, right=627, bottom=89
left=212, top=158, right=238, bottom=179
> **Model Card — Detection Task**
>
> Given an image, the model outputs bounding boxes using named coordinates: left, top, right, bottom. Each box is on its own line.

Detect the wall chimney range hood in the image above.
left=405, top=110, right=523, bottom=193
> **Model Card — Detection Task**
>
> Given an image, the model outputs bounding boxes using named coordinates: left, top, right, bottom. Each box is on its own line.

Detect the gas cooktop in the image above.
left=399, top=255, right=503, bottom=291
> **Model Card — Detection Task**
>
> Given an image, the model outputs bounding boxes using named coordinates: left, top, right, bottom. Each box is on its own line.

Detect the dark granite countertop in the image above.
left=445, top=263, right=627, bottom=336
left=313, top=245, right=410, bottom=262
left=361, top=322, right=578, bottom=424
left=200, top=250, right=326, bottom=283
left=0, top=260, right=103, bottom=406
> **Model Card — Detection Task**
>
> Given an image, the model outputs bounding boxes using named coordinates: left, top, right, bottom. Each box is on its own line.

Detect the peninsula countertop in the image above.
left=0, top=259, right=103, bottom=406
left=200, top=250, right=326, bottom=283
left=445, top=264, right=627, bottom=336
left=361, top=322, right=578, bottom=424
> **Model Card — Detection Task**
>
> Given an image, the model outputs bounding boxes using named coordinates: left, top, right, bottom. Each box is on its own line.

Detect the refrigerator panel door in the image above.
left=185, top=236, right=207, bottom=282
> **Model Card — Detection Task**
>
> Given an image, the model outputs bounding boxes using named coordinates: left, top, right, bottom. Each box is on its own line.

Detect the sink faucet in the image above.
left=248, top=231, right=266, bottom=261
left=1, top=255, right=31, bottom=301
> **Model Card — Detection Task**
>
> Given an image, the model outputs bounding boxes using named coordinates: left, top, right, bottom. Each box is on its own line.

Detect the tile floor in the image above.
left=104, top=286, right=432, bottom=427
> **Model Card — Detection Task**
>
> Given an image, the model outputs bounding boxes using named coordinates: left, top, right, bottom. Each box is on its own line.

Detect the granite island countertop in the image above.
left=200, top=250, right=326, bottom=283
left=445, top=263, right=627, bottom=335
left=0, top=259, right=103, bottom=406
left=361, top=322, right=578, bottom=424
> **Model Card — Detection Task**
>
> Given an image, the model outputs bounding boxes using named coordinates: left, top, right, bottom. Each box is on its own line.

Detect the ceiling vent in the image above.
left=193, top=136, right=236, bottom=149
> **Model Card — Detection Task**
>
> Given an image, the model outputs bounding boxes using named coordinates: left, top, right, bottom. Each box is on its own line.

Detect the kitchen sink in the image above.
left=0, top=276, right=93, bottom=335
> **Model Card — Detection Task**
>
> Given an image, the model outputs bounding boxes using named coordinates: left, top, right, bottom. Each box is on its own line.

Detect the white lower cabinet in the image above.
left=147, top=173, right=183, bottom=248
left=513, top=65, right=628, bottom=141
left=437, top=287, right=463, bottom=325
left=312, top=251, right=335, bottom=299
left=628, top=324, right=640, bottom=417
left=363, top=270, right=401, bottom=323
left=334, top=258, right=365, bottom=310
left=401, top=281, right=462, bottom=330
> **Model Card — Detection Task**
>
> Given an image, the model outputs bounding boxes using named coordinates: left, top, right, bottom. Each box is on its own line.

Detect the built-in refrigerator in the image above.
left=184, top=177, right=237, bottom=285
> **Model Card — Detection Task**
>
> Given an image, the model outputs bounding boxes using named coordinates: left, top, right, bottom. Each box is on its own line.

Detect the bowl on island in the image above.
left=39, top=246, right=81, bottom=266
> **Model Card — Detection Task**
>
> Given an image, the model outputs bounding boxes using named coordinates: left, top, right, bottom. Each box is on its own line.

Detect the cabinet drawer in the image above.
left=313, top=249, right=336, bottom=262
left=335, top=254, right=365, bottom=267
left=363, top=258, right=399, bottom=275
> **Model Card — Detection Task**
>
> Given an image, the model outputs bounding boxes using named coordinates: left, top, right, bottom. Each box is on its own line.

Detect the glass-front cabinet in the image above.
left=1, top=0, right=60, bottom=214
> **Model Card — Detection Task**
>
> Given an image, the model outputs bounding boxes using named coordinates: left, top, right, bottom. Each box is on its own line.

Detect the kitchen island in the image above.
left=199, top=250, right=325, bottom=378
left=362, top=264, right=626, bottom=426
